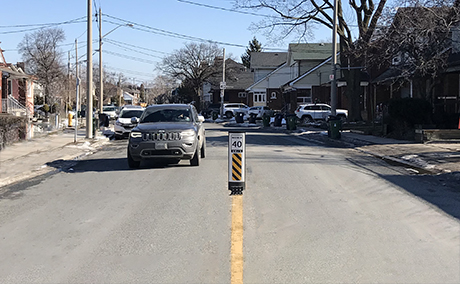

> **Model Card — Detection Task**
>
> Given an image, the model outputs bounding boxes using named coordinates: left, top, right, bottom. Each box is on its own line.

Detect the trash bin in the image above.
left=274, top=113, right=283, bottom=127
left=99, top=113, right=109, bottom=127
left=93, top=117, right=99, bottom=136
left=286, top=114, right=297, bottom=130
left=212, top=111, right=218, bottom=120
left=248, top=113, right=257, bottom=124
left=328, top=115, right=342, bottom=139
left=262, top=114, right=271, bottom=127
left=235, top=112, right=245, bottom=123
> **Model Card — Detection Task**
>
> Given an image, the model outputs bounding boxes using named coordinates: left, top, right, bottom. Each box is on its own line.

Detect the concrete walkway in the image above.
left=0, top=128, right=110, bottom=188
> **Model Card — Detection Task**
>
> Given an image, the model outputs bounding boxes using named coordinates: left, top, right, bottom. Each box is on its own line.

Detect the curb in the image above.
left=0, top=137, right=110, bottom=190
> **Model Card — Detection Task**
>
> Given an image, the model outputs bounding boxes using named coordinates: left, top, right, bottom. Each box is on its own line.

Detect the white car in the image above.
left=248, top=106, right=274, bottom=118
left=222, top=103, right=249, bottom=118
left=295, top=103, right=348, bottom=123
left=102, top=105, right=118, bottom=120
left=114, top=106, right=145, bottom=139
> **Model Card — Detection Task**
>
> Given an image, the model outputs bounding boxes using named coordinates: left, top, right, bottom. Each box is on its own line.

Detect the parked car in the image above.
left=201, top=103, right=222, bottom=118
left=222, top=103, right=249, bottom=118
left=114, top=105, right=145, bottom=139
left=127, top=104, right=206, bottom=168
left=102, top=105, right=117, bottom=120
left=248, top=106, right=274, bottom=119
left=295, top=103, right=348, bottom=123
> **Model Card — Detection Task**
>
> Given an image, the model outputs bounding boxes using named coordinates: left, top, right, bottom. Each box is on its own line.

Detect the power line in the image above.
left=104, top=65, right=155, bottom=79
left=104, top=40, right=164, bottom=59
left=177, top=0, right=282, bottom=19
left=103, top=50, right=159, bottom=64
left=104, top=38, right=169, bottom=55
left=102, top=13, right=285, bottom=51
left=0, top=16, right=87, bottom=35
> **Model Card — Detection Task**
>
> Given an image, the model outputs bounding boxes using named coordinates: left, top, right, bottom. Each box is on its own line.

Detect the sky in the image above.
left=1, top=0, right=332, bottom=85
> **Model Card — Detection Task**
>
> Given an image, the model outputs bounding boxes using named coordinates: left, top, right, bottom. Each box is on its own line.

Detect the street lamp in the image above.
left=98, top=8, right=133, bottom=113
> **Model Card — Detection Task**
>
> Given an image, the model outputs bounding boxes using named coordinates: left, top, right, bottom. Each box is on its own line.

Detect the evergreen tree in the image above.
left=241, top=37, right=262, bottom=69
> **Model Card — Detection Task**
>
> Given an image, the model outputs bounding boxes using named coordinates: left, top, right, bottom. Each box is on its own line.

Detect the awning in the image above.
left=0, top=66, right=31, bottom=79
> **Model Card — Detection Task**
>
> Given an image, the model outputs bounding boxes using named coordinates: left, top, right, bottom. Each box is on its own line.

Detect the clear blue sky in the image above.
left=1, top=0, right=331, bottom=84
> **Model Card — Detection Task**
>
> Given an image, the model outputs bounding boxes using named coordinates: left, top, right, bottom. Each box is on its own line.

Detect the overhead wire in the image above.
left=176, top=0, right=283, bottom=19
left=0, top=16, right=87, bottom=35
left=102, top=14, right=286, bottom=51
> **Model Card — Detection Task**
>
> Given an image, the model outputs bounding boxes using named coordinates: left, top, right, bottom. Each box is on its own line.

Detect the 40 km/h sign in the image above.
left=228, top=131, right=246, bottom=195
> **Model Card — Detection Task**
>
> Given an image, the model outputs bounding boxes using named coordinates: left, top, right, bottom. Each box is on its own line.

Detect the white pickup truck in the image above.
left=295, top=103, right=348, bottom=123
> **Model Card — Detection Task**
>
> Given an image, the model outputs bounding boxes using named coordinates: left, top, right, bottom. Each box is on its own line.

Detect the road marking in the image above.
left=231, top=195, right=243, bottom=284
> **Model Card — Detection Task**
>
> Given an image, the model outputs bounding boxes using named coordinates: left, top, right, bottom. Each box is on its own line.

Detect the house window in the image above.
left=7, top=80, right=12, bottom=96
left=253, top=92, right=266, bottom=103
left=238, top=92, right=247, bottom=98
left=270, top=92, right=277, bottom=99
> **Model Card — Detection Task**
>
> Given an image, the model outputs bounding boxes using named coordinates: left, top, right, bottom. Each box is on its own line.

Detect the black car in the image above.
left=127, top=104, right=206, bottom=168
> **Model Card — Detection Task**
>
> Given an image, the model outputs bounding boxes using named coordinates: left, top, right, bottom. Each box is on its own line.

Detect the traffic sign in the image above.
left=220, top=81, right=227, bottom=90
left=228, top=131, right=245, bottom=195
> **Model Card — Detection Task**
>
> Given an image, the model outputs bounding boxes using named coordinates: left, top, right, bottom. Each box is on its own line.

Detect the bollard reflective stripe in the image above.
left=228, top=131, right=245, bottom=195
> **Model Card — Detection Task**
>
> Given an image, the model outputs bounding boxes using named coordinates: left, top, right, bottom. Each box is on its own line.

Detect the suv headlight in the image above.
left=180, top=129, right=196, bottom=139
left=130, top=131, right=142, bottom=138
left=115, top=121, right=123, bottom=126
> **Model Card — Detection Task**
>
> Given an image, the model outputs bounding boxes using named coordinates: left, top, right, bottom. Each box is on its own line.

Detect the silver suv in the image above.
left=127, top=104, right=206, bottom=168
left=295, top=103, right=348, bottom=123
left=222, top=103, right=249, bottom=118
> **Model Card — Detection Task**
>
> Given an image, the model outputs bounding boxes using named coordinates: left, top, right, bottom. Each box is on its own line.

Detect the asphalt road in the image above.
left=0, top=123, right=458, bottom=283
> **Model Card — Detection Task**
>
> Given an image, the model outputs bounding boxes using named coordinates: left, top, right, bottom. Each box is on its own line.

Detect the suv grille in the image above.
left=142, top=132, right=181, bottom=141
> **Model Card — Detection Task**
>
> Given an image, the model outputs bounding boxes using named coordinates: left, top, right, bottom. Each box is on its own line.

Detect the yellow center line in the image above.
left=231, top=195, right=244, bottom=284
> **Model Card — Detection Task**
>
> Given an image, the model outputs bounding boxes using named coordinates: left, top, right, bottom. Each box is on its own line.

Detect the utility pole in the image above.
left=67, top=51, right=71, bottom=115
left=75, top=39, right=80, bottom=143
left=330, top=0, right=338, bottom=117
left=98, top=7, right=103, bottom=113
left=86, top=0, right=93, bottom=138
left=220, top=48, right=225, bottom=117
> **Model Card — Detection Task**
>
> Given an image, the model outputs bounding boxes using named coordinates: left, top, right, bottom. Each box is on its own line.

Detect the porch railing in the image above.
left=2, top=95, right=27, bottom=116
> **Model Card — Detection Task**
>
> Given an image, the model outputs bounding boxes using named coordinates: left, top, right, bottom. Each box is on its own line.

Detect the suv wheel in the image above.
left=190, top=147, right=200, bottom=166
left=302, top=115, right=314, bottom=124
left=225, top=111, right=233, bottom=118
left=127, top=149, right=141, bottom=169
left=200, top=138, right=206, bottom=158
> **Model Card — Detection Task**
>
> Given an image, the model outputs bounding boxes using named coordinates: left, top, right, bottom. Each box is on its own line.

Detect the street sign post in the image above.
left=228, top=131, right=246, bottom=195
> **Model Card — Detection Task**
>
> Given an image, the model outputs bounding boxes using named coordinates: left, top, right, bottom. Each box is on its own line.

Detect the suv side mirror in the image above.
left=131, top=117, right=139, bottom=124
left=197, top=115, right=205, bottom=123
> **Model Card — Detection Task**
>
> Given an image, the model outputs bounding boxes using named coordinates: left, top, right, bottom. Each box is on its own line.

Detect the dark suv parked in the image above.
left=127, top=104, right=206, bottom=168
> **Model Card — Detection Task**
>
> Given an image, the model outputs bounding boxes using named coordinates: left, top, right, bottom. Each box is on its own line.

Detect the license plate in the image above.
left=155, top=142, right=168, bottom=150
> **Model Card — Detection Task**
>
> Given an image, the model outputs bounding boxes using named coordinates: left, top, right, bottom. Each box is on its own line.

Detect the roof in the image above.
left=0, top=66, right=32, bottom=79
left=246, top=62, right=288, bottom=91
left=145, top=104, right=191, bottom=109
left=288, top=43, right=335, bottom=63
left=207, top=59, right=254, bottom=90
left=250, top=52, right=287, bottom=69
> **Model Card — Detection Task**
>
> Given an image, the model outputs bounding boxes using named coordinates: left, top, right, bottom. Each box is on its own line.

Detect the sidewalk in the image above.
left=0, top=127, right=110, bottom=189
left=296, top=128, right=460, bottom=178
left=224, top=120, right=460, bottom=178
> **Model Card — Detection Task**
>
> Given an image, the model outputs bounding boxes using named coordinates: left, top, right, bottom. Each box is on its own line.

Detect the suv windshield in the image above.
left=120, top=109, right=144, bottom=119
left=103, top=106, right=116, bottom=111
left=140, top=108, right=191, bottom=123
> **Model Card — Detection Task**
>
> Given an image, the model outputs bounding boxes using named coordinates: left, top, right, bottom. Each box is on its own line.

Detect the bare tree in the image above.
left=148, top=75, right=178, bottom=104
left=158, top=42, right=223, bottom=103
left=235, top=0, right=389, bottom=121
left=18, top=28, right=66, bottom=107
left=369, top=0, right=460, bottom=100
